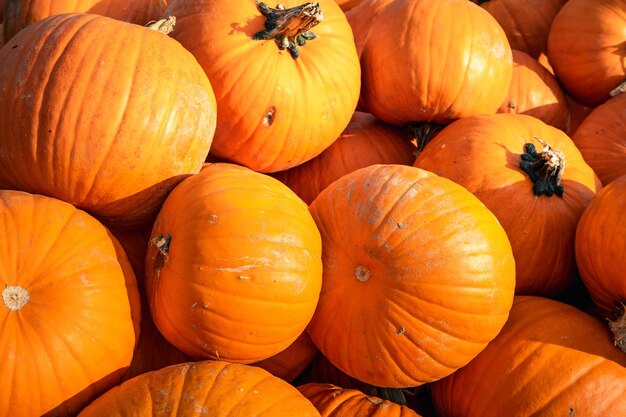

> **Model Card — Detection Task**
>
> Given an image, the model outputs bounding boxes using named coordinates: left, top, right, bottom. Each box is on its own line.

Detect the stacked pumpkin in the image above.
left=0, top=0, right=625, bottom=415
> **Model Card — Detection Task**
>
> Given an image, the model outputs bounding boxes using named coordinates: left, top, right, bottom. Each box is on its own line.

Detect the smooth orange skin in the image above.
left=336, top=0, right=363, bottom=12
left=345, top=0, right=394, bottom=58
left=432, top=296, right=626, bottom=417
left=576, top=175, right=626, bottom=316
left=360, top=0, right=512, bottom=125
left=273, top=111, right=416, bottom=205
left=145, top=163, right=323, bottom=363
left=307, top=164, right=515, bottom=388
left=479, top=0, right=567, bottom=58
left=299, top=383, right=422, bottom=417
left=0, top=191, right=140, bottom=416
left=572, top=94, right=626, bottom=186
left=415, top=114, right=601, bottom=296
left=548, top=0, right=626, bottom=107
left=0, top=13, right=217, bottom=228
left=253, top=331, right=319, bottom=383
left=79, top=361, right=321, bottom=417
left=166, top=0, right=361, bottom=173
left=498, top=50, right=569, bottom=132
left=3, top=0, right=167, bottom=42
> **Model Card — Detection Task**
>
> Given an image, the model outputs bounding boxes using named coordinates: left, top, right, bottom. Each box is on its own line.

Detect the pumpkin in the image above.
left=3, top=0, right=167, bottom=42
left=575, top=174, right=626, bottom=352
left=299, top=383, right=422, bottom=417
left=571, top=94, right=626, bottom=186
left=165, top=0, right=360, bottom=173
left=0, top=190, right=140, bottom=416
left=307, top=164, right=515, bottom=388
left=336, top=0, right=363, bottom=12
left=547, top=0, right=626, bottom=107
left=567, top=95, right=595, bottom=136
left=0, top=13, right=216, bottom=228
left=78, top=361, right=321, bottom=417
left=273, top=111, right=416, bottom=205
left=345, top=0, right=394, bottom=58
left=299, top=352, right=375, bottom=394
left=476, top=0, right=567, bottom=58
left=359, top=0, right=512, bottom=126
left=431, top=296, right=626, bottom=416
left=498, top=50, right=569, bottom=132
left=145, top=163, right=323, bottom=363
left=253, top=331, right=319, bottom=383
left=415, top=113, right=601, bottom=296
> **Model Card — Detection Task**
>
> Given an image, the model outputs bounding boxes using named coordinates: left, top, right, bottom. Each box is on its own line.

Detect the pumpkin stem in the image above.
left=2, top=285, right=30, bottom=312
left=404, top=122, right=445, bottom=153
left=519, top=138, right=565, bottom=197
left=374, top=387, right=408, bottom=406
left=146, top=16, right=176, bottom=35
left=608, top=301, right=626, bottom=354
left=252, top=2, right=323, bottom=59
left=609, top=80, right=626, bottom=97
left=152, top=234, right=172, bottom=271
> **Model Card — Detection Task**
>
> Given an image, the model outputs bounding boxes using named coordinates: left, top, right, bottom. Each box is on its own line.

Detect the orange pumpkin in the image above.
left=336, top=0, right=364, bottom=12
left=571, top=94, right=626, bottom=186
left=432, top=296, right=626, bottom=416
left=273, top=111, right=416, bottom=205
left=253, top=331, right=319, bottom=383
left=307, top=164, right=515, bottom=388
left=547, top=0, right=626, bottom=106
left=0, top=191, right=140, bottom=416
left=575, top=175, right=626, bottom=352
left=3, top=0, right=167, bottom=42
left=0, top=13, right=216, bottom=228
left=359, top=0, right=512, bottom=125
left=165, top=0, right=361, bottom=173
left=145, top=163, right=323, bottom=363
left=345, top=0, right=394, bottom=58
left=79, top=361, right=321, bottom=416
left=415, top=114, right=601, bottom=296
left=498, top=50, right=569, bottom=132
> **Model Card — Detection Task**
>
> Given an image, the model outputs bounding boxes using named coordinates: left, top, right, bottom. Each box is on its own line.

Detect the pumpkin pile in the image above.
left=0, top=0, right=624, bottom=416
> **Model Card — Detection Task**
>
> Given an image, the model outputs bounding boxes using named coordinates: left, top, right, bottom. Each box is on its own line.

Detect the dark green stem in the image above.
left=375, top=387, right=407, bottom=406
left=608, top=301, right=626, bottom=354
left=404, top=122, right=446, bottom=153
left=519, top=139, right=565, bottom=197
left=252, top=2, right=323, bottom=59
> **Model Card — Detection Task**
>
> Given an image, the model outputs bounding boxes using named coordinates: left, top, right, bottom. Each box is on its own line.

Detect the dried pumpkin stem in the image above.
left=609, top=80, right=626, bottom=97
left=2, top=285, right=30, bottom=312
left=519, top=138, right=565, bottom=197
left=608, top=301, right=626, bottom=353
left=252, top=2, right=323, bottom=59
left=404, top=122, right=446, bottom=153
left=146, top=16, right=176, bottom=35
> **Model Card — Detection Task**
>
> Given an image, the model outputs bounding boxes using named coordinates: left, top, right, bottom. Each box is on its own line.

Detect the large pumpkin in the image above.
left=575, top=175, right=626, bottom=352
left=307, top=164, right=515, bottom=388
left=359, top=0, right=512, bottom=125
left=79, top=361, right=321, bottom=417
left=415, top=114, right=601, bottom=296
left=547, top=0, right=626, bottom=106
left=571, top=93, right=626, bottom=186
left=0, top=13, right=216, bottom=228
left=273, top=111, right=416, bottom=205
left=345, top=0, right=394, bottom=58
left=0, top=191, right=140, bottom=416
left=3, top=0, right=167, bottom=42
left=165, top=0, right=361, bottom=173
left=432, top=296, right=626, bottom=416
left=252, top=331, right=319, bottom=383
left=145, top=163, right=323, bottom=363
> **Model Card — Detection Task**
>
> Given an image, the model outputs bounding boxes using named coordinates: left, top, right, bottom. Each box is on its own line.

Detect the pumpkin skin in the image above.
left=360, top=0, right=512, bottom=125
left=78, top=361, right=321, bottom=417
left=307, top=164, right=515, bottom=388
left=498, top=50, right=569, bottom=132
left=273, top=111, right=416, bottom=205
left=431, top=296, right=626, bottom=417
left=345, top=0, right=394, bottom=58
left=145, top=163, right=323, bottom=363
left=3, top=0, right=167, bottom=42
left=299, top=383, right=422, bottom=417
left=0, top=190, right=141, bottom=416
left=165, top=0, right=360, bottom=173
left=572, top=94, right=626, bottom=186
left=477, top=0, right=567, bottom=58
left=0, top=13, right=216, bottom=228
left=415, top=114, right=601, bottom=296
left=336, top=0, right=363, bottom=12
left=253, top=331, right=319, bottom=383
left=547, top=0, right=626, bottom=107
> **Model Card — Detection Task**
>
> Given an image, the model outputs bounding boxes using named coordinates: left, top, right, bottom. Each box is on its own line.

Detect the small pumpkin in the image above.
left=0, top=13, right=216, bottom=228
left=79, top=361, right=321, bottom=417
left=415, top=114, right=601, bottom=296
left=145, top=163, right=323, bottom=363
left=431, top=296, right=626, bottom=416
left=0, top=190, right=141, bottom=416
left=571, top=94, right=626, bottom=186
left=273, top=111, right=416, bottom=205
left=253, top=331, right=319, bottom=383
left=307, top=164, right=515, bottom=388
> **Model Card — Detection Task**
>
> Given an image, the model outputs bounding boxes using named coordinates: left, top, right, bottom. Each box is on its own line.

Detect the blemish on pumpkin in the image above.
left=152, top=234, right=171, bottom=271
left=397, top=222, right=405, bottom=229
left=208, top=213, right=218, bottom=224
left=263, top=106, right=277, bottom=126
left=508, top=100, right=516, bottom=110
left=2, top=285, right=30, bottom=311
left=569, top=406, right=575, bottom=417
left=237, top=275, right=252, bottom=280
left=396, top=327, right=405, bottom=335
left=355, top=265, right=370, bottom=282
left=366, top=397, right=387, bottom=407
